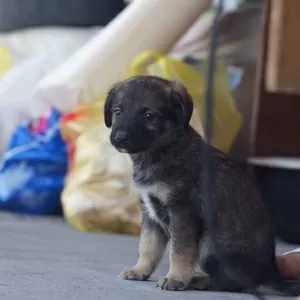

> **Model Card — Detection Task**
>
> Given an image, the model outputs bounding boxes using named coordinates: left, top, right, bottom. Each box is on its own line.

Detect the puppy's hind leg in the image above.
left=199, top=239, right=259, bottom=293
left=120, top=211, right=168, bottom=281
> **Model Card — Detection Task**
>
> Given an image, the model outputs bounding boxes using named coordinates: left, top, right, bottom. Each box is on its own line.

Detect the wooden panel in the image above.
left=251, top=0, right=300, bottom=157
left=265, top=0, right=300, bottom=94
left=253, top=92, right=300, bottom=157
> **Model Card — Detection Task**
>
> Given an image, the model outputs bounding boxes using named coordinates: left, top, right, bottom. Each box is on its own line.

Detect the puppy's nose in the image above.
left=115, top=131, right=129, bottom=144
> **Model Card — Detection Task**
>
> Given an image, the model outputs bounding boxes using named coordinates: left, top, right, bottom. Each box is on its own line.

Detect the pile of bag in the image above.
left=0, top=0, right=257, bottom=236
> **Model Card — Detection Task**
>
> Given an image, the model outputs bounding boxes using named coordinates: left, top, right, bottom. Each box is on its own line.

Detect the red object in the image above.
left=30, top=108, right=52, bottom=134
left=277, top=254, right=300, bottom=281
left=60, top=110, right=83, bottom=172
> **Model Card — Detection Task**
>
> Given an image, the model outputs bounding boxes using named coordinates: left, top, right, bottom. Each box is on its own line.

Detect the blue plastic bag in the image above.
left=0, top=108, right=68, bottom=215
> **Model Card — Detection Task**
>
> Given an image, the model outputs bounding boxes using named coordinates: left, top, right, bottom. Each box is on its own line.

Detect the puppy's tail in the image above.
left=260, top=268, right=300, bottom=297
left=265, top=280, right=300, bottom=297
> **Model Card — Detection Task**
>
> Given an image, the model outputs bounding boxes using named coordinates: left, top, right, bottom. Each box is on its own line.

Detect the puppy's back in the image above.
left=181, top=126, right=274, bottom=252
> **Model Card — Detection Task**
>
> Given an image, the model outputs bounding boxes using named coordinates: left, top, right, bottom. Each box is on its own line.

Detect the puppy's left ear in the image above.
left=104, top=84, right=119, bottom=128
left=169, top=81, right=194, bottom=128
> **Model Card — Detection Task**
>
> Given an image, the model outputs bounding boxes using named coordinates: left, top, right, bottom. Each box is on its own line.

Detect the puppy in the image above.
left=104, top=75, right=300, bottom=295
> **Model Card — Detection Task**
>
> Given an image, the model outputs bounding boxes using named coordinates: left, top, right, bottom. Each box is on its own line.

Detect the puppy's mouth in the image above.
left=116, top=147, right=130, bottom=154
left=113, top=142, right=146, bottom=154
left=110, top=135, right=148, bottom=154
left=115, top=146, right=142, bottom=154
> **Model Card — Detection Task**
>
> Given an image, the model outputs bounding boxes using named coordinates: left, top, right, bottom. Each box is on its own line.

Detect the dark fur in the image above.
left=104, top=75, right=300, bottom=295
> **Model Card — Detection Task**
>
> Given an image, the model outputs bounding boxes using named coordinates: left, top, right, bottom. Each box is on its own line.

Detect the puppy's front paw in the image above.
left=157, top=277, right=188, bottom=291
left=119, top=267, right=150, bottom=281
left=190, top=275, right=213, bottom=290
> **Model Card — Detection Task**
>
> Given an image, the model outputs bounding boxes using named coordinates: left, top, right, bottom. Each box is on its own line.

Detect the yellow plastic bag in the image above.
left=61, top=51, right=241, bottom=234
left=60, top=103, right=141, bottom=235
left=0, top=47, right=13, bottom=76
left=128, top=51, right=242, bottom=153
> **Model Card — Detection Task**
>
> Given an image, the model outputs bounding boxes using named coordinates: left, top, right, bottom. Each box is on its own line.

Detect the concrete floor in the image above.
left=0, top=213, right=297, bottom=300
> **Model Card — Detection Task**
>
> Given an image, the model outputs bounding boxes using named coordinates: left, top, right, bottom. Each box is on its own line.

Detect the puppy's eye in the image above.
left=144, top=112, right=155, bottom=121
left=113, top=108, right=122, bottom=116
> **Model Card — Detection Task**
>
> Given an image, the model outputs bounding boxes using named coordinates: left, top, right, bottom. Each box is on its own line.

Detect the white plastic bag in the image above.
left=0, top=53, right=50, bottom=153
left=0, top=27, right=100, bottom=154
left=35, top=0, right=211, bottom=113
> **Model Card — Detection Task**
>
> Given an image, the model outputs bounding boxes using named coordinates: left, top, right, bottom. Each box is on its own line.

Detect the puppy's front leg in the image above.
left=158, top=209, right=199, bottom=291
left=120, top=210, right=168, bottom=281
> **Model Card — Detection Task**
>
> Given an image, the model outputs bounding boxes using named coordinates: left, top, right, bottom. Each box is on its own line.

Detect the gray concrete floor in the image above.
left=0, top=213, right=297, bottom=300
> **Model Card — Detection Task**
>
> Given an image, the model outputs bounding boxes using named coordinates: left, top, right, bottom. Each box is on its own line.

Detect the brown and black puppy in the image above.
left=104, top=75, right=300, bottom=295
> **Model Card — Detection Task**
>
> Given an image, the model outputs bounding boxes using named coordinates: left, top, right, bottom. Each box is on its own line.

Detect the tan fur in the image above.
left=164, top=243, right=198, bottom=287
left=120, top=224, right=167, bottom=281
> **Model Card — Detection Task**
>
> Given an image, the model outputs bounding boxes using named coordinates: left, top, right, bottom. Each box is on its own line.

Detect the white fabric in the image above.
left=284, top=248, right=300, bottom=255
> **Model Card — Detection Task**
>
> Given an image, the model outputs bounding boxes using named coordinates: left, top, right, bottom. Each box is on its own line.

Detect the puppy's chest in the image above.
left=136, top=183, right=171, bottom=228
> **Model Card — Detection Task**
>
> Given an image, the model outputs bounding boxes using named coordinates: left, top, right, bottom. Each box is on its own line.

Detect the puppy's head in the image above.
left=104, top=75, right=193, bottom=154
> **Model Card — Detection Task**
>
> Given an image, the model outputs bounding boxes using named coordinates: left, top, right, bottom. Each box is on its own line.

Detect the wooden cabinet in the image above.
left=251, top=0, right=300, bottom=157
left=266, top=0, right=300, bottom=93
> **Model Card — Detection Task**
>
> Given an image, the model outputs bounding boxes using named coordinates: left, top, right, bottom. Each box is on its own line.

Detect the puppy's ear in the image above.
left=169, top=81, right=194, bottom=128
left=104, top=83, right=119, bottom=128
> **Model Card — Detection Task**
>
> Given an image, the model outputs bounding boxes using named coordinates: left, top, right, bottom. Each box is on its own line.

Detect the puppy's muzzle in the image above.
left=113, top=130, right=129, bottom=149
